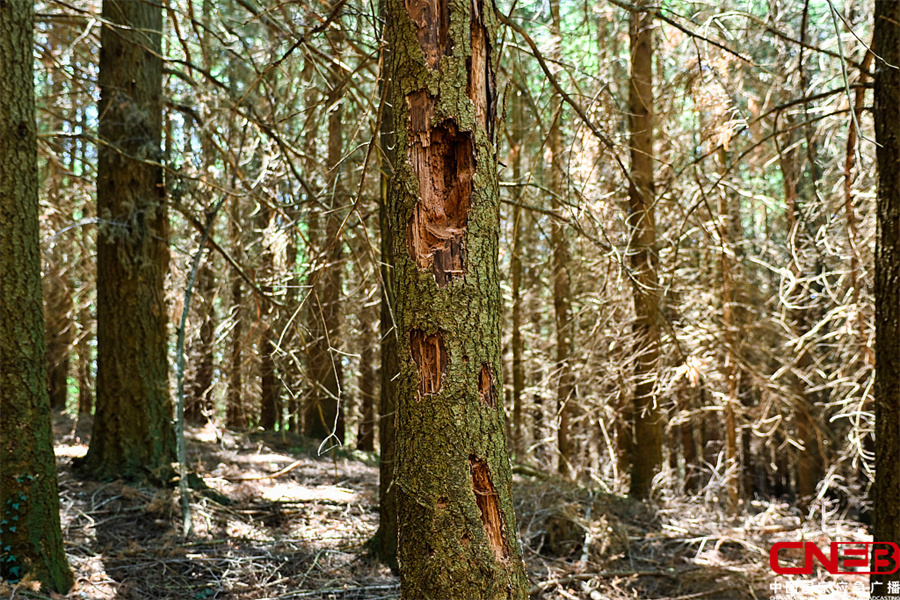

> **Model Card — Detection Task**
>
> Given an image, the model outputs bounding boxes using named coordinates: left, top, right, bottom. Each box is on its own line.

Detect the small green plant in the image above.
left=0, top=475, right=34, bottom=584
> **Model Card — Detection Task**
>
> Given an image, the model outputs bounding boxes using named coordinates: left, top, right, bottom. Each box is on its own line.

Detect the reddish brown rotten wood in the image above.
left=470, top=455, right=508, bottom=562
left=404, top=0, right=450, bottom=69
left=409, top=328, right=448, bottom=396
left=478, top=363, right=495, bottom=408
left=406, top=91, right=474, bottom=287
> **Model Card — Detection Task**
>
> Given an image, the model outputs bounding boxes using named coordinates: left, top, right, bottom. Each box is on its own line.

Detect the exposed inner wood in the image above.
left=467, top=0, right=493, bottom=138
left=406, top=91, right=473, bottom=287
left=469, top=455, right=508, bottom=561
left=404, top=0, right=451, bottom=69
left=409, top=328, right=448, bottom=396
left=478, top=363, right=495, bottom=408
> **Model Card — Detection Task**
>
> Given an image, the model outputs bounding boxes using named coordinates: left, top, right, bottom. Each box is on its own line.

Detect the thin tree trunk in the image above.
left=549, top=0, right=576, bottom=479
left=187, top=262, right=215, bottom=425
left=717, top=148, right=740, bottom=513
left=627, top=0, right=662, bottom=499
left=357, top=313, right=377, bottom=451
left=306, top=29, right=345, bottom=442
left=509, top=74, right=526, bottom=460
left=258, top=207, right=280, bottom=431
left=375, top=22, right=399, bottom=566
left=226, top=198, right=246, bottom=429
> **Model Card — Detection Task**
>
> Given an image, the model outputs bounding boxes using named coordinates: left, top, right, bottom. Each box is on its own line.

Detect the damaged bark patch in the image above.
left=478, top=363, right=495, bottom=408
left=406, top=91, right=474, bottom=287
left=469, top=455, right=508, bottom=562
left=409, top=328, right=448, bottom=396
left=404, top=0, right=451, bottom=69
left=467, top=0, right=494, bottom=139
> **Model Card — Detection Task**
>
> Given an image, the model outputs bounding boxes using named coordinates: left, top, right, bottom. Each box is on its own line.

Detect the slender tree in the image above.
left=0, top=0, right=74, bottom=590
left=872, top=0, right=900, bottom=591
left=627, top=0, right=663, bottom=499
left=384, top=0, right=528, bottom=596
left=548, top=0, right=576, bottom=478
left=77, top=0, right=176, bottom=480
left=306, top=26, right=346, bottom=442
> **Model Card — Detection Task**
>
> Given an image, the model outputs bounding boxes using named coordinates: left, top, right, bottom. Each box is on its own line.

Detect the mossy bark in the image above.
left=385, top=0, right=528, bottom=597
left=77, top=0, right=176, bottom=481
left=872, top=0, right=900, bottom=590
left=0, top=0, right=74, bottom=591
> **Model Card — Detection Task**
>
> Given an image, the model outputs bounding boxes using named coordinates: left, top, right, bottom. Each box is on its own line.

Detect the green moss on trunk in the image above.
left=385, top=0, right=528, bottom=597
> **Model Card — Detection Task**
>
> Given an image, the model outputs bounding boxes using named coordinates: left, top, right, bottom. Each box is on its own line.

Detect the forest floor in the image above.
left=5, top=414, right=874, bottom=600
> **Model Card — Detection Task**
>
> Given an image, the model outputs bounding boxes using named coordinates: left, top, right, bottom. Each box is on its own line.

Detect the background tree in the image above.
left=626, top=0, right=663, bottom=499
left=76, top=0, right=176, bottom=480
left=0, top=0, right=73, bottom=591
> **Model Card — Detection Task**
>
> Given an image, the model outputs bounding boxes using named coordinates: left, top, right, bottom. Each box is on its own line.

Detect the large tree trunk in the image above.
left=627, top=1, right=663, bottom=499
left=872, top=1, right=900, bottom=591
left=0, top=1, right=74, bottom=590
left=384, top=1, right=528, bottom=597
left=77, top=0, right=175, bottom=480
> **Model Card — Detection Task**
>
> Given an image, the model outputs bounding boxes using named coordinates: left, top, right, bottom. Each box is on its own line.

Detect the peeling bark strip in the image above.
left=404, top=0, right=450, bottom=69
left=469, top=456, right=508, bottom=561
left=409, top=328, right=448, bottom=395
left=406, top=91, right=474, bottom=287
left=478, top=363, right=495, bottom=408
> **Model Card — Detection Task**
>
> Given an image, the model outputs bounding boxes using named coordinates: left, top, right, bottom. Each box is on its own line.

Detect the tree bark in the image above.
left=187, top=262, right=215, bottom=425
left=872, top=0, right=900, bottom=591
left=226, top=201, right=246, bottom=429
left=549, top=0, right=576, bottom=479
left=0, top=0, right=74, bottom=590
left=509, top=78, right=526, bottom=460
left=258, top=207, right=280, bottom=431
left=77, top=0, right=176, bottom=481
left=384, top=0, right=528, bottom=597
left=357, top=315, right=377, bottom=451
left=306, top=29, right=345, bottom=442
left=627, top=0, right=663, bottom=499
left=376, top=18, right=399, bottom=567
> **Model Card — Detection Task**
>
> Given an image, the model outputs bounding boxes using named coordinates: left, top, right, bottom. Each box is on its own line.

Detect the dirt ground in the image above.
left=1, top=414, right=874, bottom=600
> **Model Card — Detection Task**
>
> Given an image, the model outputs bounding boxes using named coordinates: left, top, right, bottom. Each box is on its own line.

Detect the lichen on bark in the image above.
left=385, top=0, right=527, bottom=598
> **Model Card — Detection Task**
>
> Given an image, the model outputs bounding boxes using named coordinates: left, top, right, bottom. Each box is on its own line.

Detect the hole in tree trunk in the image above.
left=409, top=329, right=448, bottom=396
left=406, top=91, right=473, bottom=288
left=469, top=455, right=508, bottom=562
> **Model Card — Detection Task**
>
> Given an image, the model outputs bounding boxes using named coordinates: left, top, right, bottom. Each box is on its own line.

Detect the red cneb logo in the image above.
left=770, top=541, right=900, bottom=575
